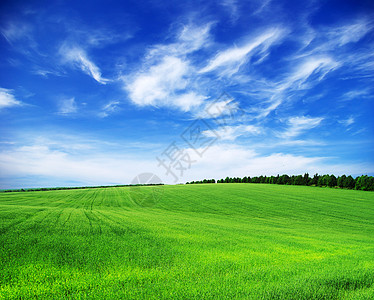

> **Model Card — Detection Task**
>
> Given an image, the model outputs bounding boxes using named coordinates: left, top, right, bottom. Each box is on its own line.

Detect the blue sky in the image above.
left=0, top=0, right=373, bottom=188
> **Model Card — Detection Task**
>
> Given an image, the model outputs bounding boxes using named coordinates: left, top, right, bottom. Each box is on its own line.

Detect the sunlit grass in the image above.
left=0, top=184, right=373, bottom=299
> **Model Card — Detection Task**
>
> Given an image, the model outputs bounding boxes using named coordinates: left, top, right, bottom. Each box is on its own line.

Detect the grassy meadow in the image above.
left=0, top=184, right=373, bottom=299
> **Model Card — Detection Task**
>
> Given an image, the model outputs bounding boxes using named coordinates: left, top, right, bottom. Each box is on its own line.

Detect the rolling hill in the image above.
left=0, top=184, right=373, bottom=299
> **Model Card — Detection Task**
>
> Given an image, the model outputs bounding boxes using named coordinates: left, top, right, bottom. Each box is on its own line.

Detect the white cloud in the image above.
left=126, top=56, right=189, bottom=107
left=177, top=144, right=372, bottom=182
left=272, top=139, right=325, bottom=147
left=252, top=0, right=272, bottom=15
left=339, top=117, right=355, bottom=127
left=177, top=23, right=213, bottom=53
left=295, top=20, right=373, bottom=78
left=58, top=97, right=77, bottom=115
left=197, top=96, right=239, bottom=119
left=279, top=116, right=324, bottom=139
left=60, top=45, right=109, bottom=84
left=199, top=28, right=284, bottom=76
left=280, top=56, right=339, bottom=91
left=174, top=93, right=206, bottom=112
left=250, top=56, right=339, bottom=118
left=342, top=89, right=371, bottom=100
left=0, top=139, right=372, bottom=188
left=0, top=22, right=30, bottom=44
left=147, top=23, right=213, bottom=59
left=125, top=23, right=213, bottom=112
left=0, top=88, right=22, bottom=109
left=244, top=19, right=371, bottom=120
left=99, top=100, right=121, bottom=118
left=0, top=144, right=153, bottom=187
left=203, top=125, right=261, bottom=141
left=326, top=19, right=373, bottom=46
left=252, top=99, right=282, bottom=119
left=220, top=0, right=239, bottom=22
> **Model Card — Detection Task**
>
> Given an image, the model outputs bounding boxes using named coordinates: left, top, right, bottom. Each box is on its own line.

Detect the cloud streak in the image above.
left=203, top=125, right=261, bottom=141
left=279, top=116, right=324, bottom=139
left=199, top=28, right=284, bottom=76
left=58, top=97, right=77, bottom=115
left=60, top=45, right=109, bottom=84
left=0, top=88, right=22, bottom=109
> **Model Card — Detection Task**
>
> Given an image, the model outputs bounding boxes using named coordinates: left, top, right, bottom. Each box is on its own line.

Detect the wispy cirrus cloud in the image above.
left=341, top=89, right=371, bottom=101
left=296, top=19, right=373, bottom=74
left=281, top=56, right=339, bottom=91
left=199, top=28, right=284, bottom=76
left=312, top=18, right=373, bottom=50
left=220, top=0, right=239, bottom=23
left=60, top=44, right=109, bottom=84
left=0, top=88, right=22, bottom=109
left=329, top=20, right=373, bottom=46
left=232, top=18, right=372, bottom=119
left=0, top=22, right=31, bottom=44
left=247, top=56, right=339, bottom=118
left=279, top=116, right=324, bottom=139
left=203, top=124, right=261, bottom=141
left=195, top=96, right=239, bottom=119
left=58, top=97, right=77, bottom=115
left=146, top=23, right=213, bottom=59
left=0, top=20, right=41, bottom=58
left=339, top=117, right=355, bottom=127
left=98, top=100, right=121, bottom=118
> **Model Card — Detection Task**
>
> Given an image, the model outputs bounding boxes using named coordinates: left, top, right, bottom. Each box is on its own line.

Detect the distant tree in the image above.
left=311, top=173, right=319, bottom=186
left=368, top=176, right=374, bottom=191
left=337, top=175, right=346, bottom=188
left=318, top=175, right=330, bottom=187
left=355, top=175, right=374, bottom=191
left=294, top=175, right=303, bottom=185
left=278, top=175, right=290, bottom=185
left=327, top=175, right=337, bottom=187
left=344, top=175, right=356, bottom=189
left=303, top=173, right=310, bottom=185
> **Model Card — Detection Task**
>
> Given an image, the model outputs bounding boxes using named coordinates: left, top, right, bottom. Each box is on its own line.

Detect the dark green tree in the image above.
left=294, top=175, right=303, bottom=185
left=337, top=175, right=346, bottom=188
left=344, top=175, right=356, bottom=189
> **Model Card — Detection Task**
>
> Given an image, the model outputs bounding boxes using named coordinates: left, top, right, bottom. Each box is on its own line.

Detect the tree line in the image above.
left=186, top=174, right=374, bottom=191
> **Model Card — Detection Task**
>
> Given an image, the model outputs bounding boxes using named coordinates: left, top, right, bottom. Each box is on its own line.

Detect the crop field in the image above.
left=0, top=184, right=373, bottom=299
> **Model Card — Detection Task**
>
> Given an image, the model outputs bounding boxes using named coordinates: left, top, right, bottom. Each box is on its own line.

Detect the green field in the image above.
left=0, top=184, right=373, bottom=299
